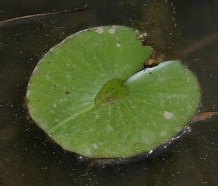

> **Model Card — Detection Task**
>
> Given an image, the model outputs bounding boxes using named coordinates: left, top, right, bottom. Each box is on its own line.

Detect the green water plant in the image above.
left=26, top=25, right=201, bottom=159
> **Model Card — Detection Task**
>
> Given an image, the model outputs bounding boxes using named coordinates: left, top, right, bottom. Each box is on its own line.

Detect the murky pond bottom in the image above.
left=0, top=0, right=218, bottom=185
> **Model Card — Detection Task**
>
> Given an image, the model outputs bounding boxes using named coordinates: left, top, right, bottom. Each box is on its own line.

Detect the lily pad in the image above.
left=26, top=25, right=201, bottom=159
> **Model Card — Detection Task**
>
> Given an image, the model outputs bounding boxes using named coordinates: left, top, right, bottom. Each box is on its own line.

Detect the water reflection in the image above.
left=0, top=0, right=218, bottom=185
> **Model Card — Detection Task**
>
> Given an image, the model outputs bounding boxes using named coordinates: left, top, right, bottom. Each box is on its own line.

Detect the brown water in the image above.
left=0, top=0, right=218, bottom=185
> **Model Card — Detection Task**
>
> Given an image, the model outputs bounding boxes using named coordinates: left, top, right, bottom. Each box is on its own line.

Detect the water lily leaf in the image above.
left=26, top=25, right=201, bottom=159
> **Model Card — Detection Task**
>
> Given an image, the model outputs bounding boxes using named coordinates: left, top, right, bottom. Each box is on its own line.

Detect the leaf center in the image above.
left=94, top=79, right=130, bottom=106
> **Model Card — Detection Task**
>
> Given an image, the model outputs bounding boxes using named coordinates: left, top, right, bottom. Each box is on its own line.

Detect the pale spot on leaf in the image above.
left=159, top=131, right=167, bottom=136
left=163, top=111, right=174, bottom=120
left=106, top=125, right=114, bottom=132
left=95, top=27, right=104, bottom=34
left=108, top=28, right=115, bottom=34
left=116, top=43, right=121, bottom=47
left=92, top=144, right=98, bottom=149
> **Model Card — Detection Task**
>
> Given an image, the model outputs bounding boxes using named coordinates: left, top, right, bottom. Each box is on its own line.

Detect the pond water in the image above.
left=0, top=0, right=218, bottom=185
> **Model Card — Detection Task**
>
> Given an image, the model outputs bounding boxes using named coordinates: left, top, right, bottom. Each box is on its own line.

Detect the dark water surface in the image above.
left=0, top=0, right=218, bottom=185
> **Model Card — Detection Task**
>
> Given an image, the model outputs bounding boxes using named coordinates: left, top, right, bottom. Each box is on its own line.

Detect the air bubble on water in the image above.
left=173, top=125, right=192, bottom=141
left=171, top=135, right=180, bottom=141
left=184, top=125, right=192, bottom=133
left=78, top=156, right=84, bottom=160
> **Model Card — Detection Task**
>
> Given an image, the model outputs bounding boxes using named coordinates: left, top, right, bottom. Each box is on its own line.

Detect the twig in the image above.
left=180, top=32, right=218, bottom=56
left=0, top=4, right=88, bottom=26
left=191, top=112, right=218, bottom=123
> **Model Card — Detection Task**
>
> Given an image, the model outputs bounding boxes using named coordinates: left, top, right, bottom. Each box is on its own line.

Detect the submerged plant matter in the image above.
left=26, top=25, right=201, bottom=159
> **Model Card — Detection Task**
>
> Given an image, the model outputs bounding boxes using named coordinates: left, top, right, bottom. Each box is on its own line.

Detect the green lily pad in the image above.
left=26, top=25, right=201, bottom=159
